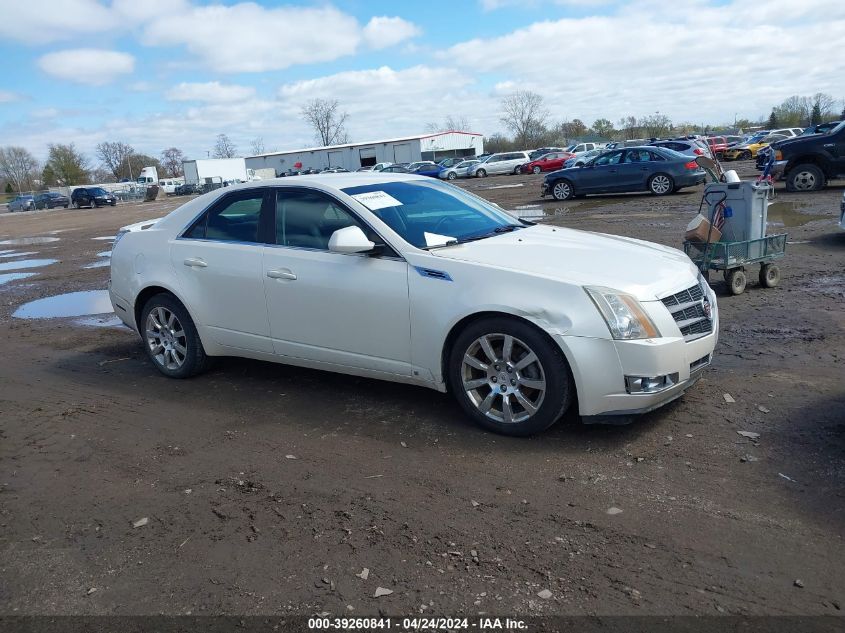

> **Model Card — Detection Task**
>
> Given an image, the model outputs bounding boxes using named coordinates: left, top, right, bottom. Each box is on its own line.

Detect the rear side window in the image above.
left=184, top=191, right=265, bottom=243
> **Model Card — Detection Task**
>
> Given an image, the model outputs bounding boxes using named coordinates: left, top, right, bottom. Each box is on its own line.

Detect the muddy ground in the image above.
left=0, top=164, right=843, bottom=618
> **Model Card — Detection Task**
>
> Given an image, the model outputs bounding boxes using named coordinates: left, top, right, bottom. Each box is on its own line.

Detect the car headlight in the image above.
left=584, top=286, right=660, bottom=340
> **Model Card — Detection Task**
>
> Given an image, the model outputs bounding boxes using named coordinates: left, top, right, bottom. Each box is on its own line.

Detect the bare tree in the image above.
left=160, top=147, right=185, bottom=177
left=301, top=99, right=350, bottom=146
left=45, top=143, right=89, bottom=186
left=499, top=91, right=549, bottom=148
left=96, top=141, right=135, bottom=179
left=812, top=92, right=836, bottom=120
left=426, top=115, right=472, bottom=133
left=640, top=113, right=673, bottom=138
left=559, top=118, right=588, bottom=142
left=213, top=133, right=238, bottom=158
left=249, top=137, right=266, bottom=155
left=618, top=116, right=639, bottom=140
left=0, top=146, right=39, bottom=193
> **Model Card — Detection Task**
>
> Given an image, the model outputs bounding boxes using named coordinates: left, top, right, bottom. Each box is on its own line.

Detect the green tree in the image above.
left=767, top=110, right=778, bottom=128
left=4, top=182, right=12, bottom=194
left=592, top=118, right=614, bottom=138
left=45, top=143, right=89, bottom=185
left=810, top=102, right=822, bottom=125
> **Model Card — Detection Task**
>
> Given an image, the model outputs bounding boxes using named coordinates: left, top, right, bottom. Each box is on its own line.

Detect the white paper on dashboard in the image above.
left=350, top=191, right=403, bottom=211
left=423, top=232, right=456, bottom=247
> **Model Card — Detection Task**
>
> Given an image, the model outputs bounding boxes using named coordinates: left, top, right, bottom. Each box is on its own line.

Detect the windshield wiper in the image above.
left=422, top=224, right=525, bottom=250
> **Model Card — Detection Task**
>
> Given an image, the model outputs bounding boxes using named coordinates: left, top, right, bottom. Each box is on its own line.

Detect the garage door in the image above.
left=393, top=143, right=412, bottom=164
left=358, top=147, right=376, bottom=167
left=328, top=151, right=343, bottom=167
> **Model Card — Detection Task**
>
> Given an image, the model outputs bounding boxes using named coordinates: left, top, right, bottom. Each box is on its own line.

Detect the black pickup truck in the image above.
left=762, top=120, right=845, bottom=191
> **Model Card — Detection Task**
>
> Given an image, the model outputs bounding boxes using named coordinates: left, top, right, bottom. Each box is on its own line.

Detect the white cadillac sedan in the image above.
left=109, top=173, right=718, bottom=436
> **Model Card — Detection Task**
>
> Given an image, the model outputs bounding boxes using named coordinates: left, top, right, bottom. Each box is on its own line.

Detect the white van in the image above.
left=469, top=152, right=531, bottom=177
left=158, top=178, right=185, bottom=195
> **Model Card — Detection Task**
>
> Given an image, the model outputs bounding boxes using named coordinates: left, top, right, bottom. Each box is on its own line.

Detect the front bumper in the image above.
left=557, top=286, right=719, bottom=418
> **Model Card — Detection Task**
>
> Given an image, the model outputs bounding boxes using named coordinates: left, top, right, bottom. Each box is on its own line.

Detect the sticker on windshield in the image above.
left=423, top=232, right=456, bottom=247
left=350, top=191, right=403, bottom=211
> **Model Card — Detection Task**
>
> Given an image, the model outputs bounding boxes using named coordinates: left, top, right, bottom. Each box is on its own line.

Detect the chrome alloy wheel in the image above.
left=792, top=169, right=817, bottom=190
left=650, top=174, right=672, bottom=194
left=145, top=307, right=187, bottom=370
left=461, top=333, right=547, bottom=424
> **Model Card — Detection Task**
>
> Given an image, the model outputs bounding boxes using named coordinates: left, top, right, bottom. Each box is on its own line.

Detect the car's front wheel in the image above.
left=449, top=317, right=574, bottom=436
left=475, top=168, right=487, bottom=178
left=141, top=293, right=209, bottom=379
left=785, top=163, right=825, bottom=192
left=551, top=180, right=574, bottom=201
left=532, top=166, right=542, bottom=174
left=447, top=171, right=457, bottom=180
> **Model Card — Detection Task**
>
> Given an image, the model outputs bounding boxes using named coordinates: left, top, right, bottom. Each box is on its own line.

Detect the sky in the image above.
left=0, top=0, right=844, bottom=162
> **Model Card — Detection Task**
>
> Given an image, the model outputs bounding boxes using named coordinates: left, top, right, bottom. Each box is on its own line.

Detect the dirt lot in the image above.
left=1, top=165, right=843, bottom=618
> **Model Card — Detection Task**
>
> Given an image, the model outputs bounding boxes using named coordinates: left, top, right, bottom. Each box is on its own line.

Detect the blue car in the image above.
left=542, top=146, right=706, bottom=201
left=411, top=163, right=443, bottom=178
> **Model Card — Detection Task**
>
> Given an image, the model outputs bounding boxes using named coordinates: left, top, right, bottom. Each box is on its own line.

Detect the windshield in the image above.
left=829, top=120, right=845, bottom=135
left=90, top=187, right=108, bottom=195
left=342, top=180, right=522, bottom=249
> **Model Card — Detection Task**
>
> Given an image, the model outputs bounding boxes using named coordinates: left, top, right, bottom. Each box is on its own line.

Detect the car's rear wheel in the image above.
left=532, top=166, right=542, bottom=174
left=741, top=150, right=752, bottom=160
left=476, top=168, right=487, bottom=178
left=552, top=180, right=574, bottom=201
left=141, top=293, right=208, bottom=379
left=449, top=317, right=573, bottom=436
left=649, top=173, right=674, bottom=195
left=785, top=163, right=825, bottom=192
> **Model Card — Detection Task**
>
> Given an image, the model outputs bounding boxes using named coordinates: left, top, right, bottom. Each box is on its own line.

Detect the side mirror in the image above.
left=328, top=225, right=376, bottom=254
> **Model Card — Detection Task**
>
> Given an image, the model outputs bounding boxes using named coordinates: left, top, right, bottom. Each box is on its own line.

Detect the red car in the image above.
left=706, top=136, right=728, bottom=159
left=520, top=151, right=575, bottom=174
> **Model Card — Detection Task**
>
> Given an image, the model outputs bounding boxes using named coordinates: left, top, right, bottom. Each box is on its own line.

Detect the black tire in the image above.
left=759, top=263, right=780, bottom=288
left=73, top=200, right=80, bottom=209
left=727, top=269, right=747, bottom=295
left=90, top=198, right=97, bottom=208
left=64, top=204, right=68, bottom=208
left=447, top=171, right=457, bottom=180
left=648, top=173, right=674, bottom=196
left=785, top=163, right=825, bottom=192
left=741, top=150, right=752, bottom=161
left=111, top=201, right=116, bottom=206
left=551, top=180, right=574, bottom=201
left=448, top=316, right=574, bottom=436
left=475, top=168, right=487, bottom=178
left=140, top=293, right=209, bottom=379
left=532, top=166, right=541, bottom=175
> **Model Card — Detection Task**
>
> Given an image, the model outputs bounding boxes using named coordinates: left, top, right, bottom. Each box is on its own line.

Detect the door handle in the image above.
left=267, top=269, right=297, bottom=280
left=183, top=258, right=207, bottom=268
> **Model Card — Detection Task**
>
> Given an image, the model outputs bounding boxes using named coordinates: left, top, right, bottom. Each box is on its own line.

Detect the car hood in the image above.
left=770, top=135, right=812, bottom=150
left=429, top=225, right=698, bottom=300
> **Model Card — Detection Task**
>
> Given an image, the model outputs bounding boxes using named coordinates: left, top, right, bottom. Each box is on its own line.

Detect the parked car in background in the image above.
left=71, top=187, right=117, bottom=208
left=520, top=152, right=574, bottom=174
left=649, top=139, right=711, bottom=159
left=770, top=127, right=805, bottom=138
left=7, top=195, right=35, bottom=212
left=174, top=183, right=198, bottom=196
left=767, top=120, right=845, bottom=192
left=437, top=157, right=466, bottom=169
left=469, top=151, right=531, bottom=177
left=542, top=146, right=706, bottom=200
left=438, top=159, right=480, bottom=180
left=411, top=163, right=443, bottom=178
left=563, top=148, right=607, bottom=168
left=359, top=162, right=393, bottom=172
left=722, top=134, right=789, bottom=161
left=380, top=165, right=412, bottom=173
left=565, top=142, right=604, bottom=154
left=110, top=173, right=718, bottom=435
left=706, top=136, right=728, bottom=159
left=528, top=147, right=566, bottom=161
left=321, top=167, right=349, bottom=173
left=34, top=192, right=70, bottom=209
left=406, top=161, right=435, bottom=172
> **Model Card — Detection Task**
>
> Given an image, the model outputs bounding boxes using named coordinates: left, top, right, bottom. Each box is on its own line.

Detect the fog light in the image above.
left=625, top=373, right=679, bottom=394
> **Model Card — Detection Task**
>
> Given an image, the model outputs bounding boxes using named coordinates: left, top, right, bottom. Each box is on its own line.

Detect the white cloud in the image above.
left=141, top=4, right=362, bottom=73
left=363, top=16, right=421, bottom=49
left=0, top=90, right=23, bottom=103
left=166, top=81, right=256, bottom=103
left=37, top=49, right=135, bottom=86
left=0, top=0, right=119, bottom=44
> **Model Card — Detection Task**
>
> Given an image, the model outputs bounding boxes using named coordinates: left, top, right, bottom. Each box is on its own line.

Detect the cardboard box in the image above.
left=685, top=214, right=721, bottom=243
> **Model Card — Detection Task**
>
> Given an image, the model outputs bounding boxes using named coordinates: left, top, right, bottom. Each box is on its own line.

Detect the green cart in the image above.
left=683, top=233, right=788, bottom=295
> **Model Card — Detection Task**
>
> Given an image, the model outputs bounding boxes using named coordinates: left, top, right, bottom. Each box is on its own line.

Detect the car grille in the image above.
left=661, top=282, right=713, bottom=341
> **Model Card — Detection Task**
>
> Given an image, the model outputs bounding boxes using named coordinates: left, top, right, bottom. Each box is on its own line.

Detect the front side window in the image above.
left=594, top=151, right=623, bottom=166
left=275, top=189, right=375, bottom=251
left=185, top=191, right=264, bottom=242
left=342, top=180, right=521, bottom=249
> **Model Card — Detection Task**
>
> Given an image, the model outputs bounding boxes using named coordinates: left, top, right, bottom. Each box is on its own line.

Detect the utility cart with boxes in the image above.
left=683, top=166, right=787, bottom=295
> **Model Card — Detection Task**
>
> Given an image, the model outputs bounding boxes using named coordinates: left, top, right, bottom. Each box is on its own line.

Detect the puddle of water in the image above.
left=766, top=201, right=822, bottom=228
left=0, top=237, right=60, bottom=245
left=0, top=249, right=17, bottom=255
left=0, top=272, right=38, bottom=286
left=83, top=259, right=111, bottom=269
left=0, top=251, right=38, bottom=258
left=13, top=290, right=112, bottom=319
left=74, top=314, right=124, bottom=328
left=92, top=236, right=115, bottom=241
left=97, top=250, right=112, bottom=258
left=481, top=183, right=525, bottom=190
left=0, top=258, right=58, bottom=272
